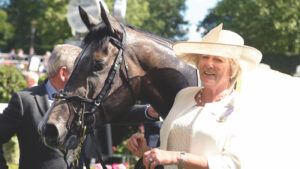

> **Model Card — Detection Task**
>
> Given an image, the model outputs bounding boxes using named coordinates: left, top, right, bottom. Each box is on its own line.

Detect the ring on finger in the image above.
left=148, top=158, right=153, bottom=168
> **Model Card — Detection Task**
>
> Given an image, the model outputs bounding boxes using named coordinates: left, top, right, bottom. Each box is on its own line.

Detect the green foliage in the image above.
left=2, top=0, right=70, bottom=53
left=0, top=65, right=26, bottom=102
left=101, top=0, right=151, bottom=29
left=106, top=0, right=187, bottom=39
left=262, top=53, right=300, bottom=74
left=143, top=0, right=187, bottom=39
left=0, top=65, right=25, bottom=167
left=1, top=0, right=187, bottom=54
left=0, top=9, right=14, bottom=49
left=38, top=73, right=47, bottom=85
left=199, top=0, right=300, bottom=55
left=34, top=0, right=71, bottom=52
left=3, top=136, right=19, bottom=166
left=8, top=163, right=18, bottom=169
left=125, top=0, right=151, bottom=28
left=113, top=141, right=139, bottom=169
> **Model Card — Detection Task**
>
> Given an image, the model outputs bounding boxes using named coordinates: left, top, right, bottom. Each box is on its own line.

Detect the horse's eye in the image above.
left=94, top=60, right=104, bottom=71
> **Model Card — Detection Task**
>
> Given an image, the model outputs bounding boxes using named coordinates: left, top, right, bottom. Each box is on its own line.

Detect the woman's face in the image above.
left=198, top=55, right=231, bottom=89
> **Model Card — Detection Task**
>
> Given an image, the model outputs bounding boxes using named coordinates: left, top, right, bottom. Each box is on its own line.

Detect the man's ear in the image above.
left=59, top=66, right=68, bottom=82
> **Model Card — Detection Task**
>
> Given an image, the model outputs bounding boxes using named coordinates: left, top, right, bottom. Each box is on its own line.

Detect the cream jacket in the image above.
left=160, top=87, right=241, bottom=169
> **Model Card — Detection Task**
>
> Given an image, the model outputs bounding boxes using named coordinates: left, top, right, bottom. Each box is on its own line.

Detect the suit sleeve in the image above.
left=123, top=104, right=158, bottom=123
left=0, top=92, right=24, bottom=168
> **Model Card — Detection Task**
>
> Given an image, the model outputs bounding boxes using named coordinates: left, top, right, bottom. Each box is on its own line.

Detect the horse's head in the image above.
left=39, top=2, right=140, bottom=156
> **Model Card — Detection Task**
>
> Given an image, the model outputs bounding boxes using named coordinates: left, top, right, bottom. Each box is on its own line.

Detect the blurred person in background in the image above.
left=15, top=48, right=26, bottom=60
left=24, top=71, right=40, bottom=87
left=39, top=51, right=51, bottom=73
left=9, top=48, right=16, bottom=60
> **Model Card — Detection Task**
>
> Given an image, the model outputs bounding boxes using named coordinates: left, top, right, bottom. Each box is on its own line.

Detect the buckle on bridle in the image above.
left=94, top=100, right=101, bottom=106
left=52, top=91, right=67, bottom=100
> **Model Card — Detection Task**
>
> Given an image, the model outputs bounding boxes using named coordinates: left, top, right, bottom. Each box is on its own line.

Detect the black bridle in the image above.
left=53, top=24, right=130, bottom=168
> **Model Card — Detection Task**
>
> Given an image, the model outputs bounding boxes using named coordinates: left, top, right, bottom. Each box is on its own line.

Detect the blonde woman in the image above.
left=126, top=24, right=262, bottom=169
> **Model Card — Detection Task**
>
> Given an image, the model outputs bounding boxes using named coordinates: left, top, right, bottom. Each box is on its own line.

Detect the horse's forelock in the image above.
left=83, top=23, right=125, bottom=54
left=83, top=24, right=110, bottom=44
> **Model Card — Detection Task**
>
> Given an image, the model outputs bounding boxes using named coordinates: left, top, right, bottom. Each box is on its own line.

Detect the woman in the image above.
left=126, top=23, right=262, bottom=169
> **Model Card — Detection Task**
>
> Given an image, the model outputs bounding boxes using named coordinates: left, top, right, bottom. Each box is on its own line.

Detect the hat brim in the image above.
left=173, top=42, right=262, bottom=71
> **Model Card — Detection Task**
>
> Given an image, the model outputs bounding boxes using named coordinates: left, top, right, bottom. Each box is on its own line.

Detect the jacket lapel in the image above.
left=160, top=87, right=199, bottom=150
left=34, top=84, right=50, bottom=116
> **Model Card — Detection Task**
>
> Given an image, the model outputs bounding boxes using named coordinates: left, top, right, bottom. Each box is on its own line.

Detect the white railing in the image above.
left=0, top=103, right=8, bottom=113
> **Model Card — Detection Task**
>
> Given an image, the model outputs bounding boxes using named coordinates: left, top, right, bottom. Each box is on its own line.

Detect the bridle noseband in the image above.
left=52, top=24, right=131, bottom=168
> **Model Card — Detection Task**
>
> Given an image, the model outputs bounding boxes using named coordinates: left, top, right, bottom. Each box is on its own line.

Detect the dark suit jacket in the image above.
left=0, top=83, right=66, bottom=169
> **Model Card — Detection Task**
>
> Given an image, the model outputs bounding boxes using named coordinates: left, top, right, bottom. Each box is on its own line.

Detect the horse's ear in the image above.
left=78, top=6, right=100, bottom=31
left=99, top=1, right=115, bottom=34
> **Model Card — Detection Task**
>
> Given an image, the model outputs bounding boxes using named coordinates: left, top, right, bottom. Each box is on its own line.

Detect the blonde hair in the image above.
left=229, top=58, right=241, bottom=87
left=47, top=44, right=82, bottom=78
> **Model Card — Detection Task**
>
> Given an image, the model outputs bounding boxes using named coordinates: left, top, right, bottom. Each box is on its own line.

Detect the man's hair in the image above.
left=47, top=44, right=82, bottom=78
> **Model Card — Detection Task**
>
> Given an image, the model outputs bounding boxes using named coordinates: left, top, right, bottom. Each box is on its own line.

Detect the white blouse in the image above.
left=160, top=87, right=241, bottom=169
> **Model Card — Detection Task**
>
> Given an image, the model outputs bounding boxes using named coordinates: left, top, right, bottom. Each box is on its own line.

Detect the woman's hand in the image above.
left=143, top=148, right=178, bottom=169
left=126, top=132, right=150, bottom=157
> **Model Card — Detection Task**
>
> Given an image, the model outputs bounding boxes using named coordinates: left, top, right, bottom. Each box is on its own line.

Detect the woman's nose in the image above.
left=205, top=59, right=214, bottom=67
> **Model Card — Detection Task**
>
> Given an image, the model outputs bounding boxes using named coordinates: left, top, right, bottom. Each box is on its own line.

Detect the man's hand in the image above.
left=126, top=133, right=150, bottom=157
left=146, top=105, right=159, bottom=119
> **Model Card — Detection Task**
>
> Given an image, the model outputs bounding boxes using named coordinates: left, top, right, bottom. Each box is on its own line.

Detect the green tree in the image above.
left=34, top=0, right=71, bottom=52
left=3, top=0, right=70, bottom=53
left=125, top=0, right=151, bottom=28
left=142, top=0, right=187, bottom=39
left=0, top=9, right=14, bottom=49
left=1, top=0, right=187, bottom=54
left=0, top=65, right=26, bottom=102
left=0, top=65, right=27, bottom=103
left=199, top=0, right=300, bottom=55
left=104, top=0, right=150, bottom=28
left=106, top=0, right=187, bottom=39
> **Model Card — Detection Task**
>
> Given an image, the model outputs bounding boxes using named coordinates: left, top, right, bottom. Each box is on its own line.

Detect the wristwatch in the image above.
left=178, top=151, right=187, bottom=169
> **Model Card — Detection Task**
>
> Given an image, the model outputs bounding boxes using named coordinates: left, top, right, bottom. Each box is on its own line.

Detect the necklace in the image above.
left=194, top=88, right=232, bottom=106
left=194, top=88, right=204, bottom=106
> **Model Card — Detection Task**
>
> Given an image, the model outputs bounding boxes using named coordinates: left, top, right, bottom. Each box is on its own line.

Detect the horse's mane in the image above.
left=82, top=21, right=174, bottom=51
left=126, top=25, right=174, bottom=49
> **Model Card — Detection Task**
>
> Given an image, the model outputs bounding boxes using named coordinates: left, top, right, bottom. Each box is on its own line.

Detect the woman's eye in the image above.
left=94, top=60, right=104, bottom=70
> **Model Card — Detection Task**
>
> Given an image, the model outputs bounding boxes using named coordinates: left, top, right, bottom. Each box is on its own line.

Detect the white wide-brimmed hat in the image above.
left=173, top=23, right=262, bottom=71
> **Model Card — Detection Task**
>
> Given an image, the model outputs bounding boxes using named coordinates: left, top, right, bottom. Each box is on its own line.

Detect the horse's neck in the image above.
left=128, top=32, right=198, bottom=86
left=139, top=68, right=191, bottom=118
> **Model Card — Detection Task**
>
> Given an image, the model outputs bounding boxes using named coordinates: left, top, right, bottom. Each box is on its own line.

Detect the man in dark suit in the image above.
left=0, top=44, right=82, bottom=169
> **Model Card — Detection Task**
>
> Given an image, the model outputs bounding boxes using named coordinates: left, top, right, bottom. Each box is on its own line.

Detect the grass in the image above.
left=8, top=163, right=18, bottom=169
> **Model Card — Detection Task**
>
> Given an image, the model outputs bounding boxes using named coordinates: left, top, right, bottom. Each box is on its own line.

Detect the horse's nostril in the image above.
left=43, top=124, right=59, bottom=147
left=44, top=124, right=59, bottom=138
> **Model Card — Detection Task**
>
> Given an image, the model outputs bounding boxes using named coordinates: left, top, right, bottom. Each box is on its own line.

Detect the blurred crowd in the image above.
left=0, top=48, right=51, bottom=88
